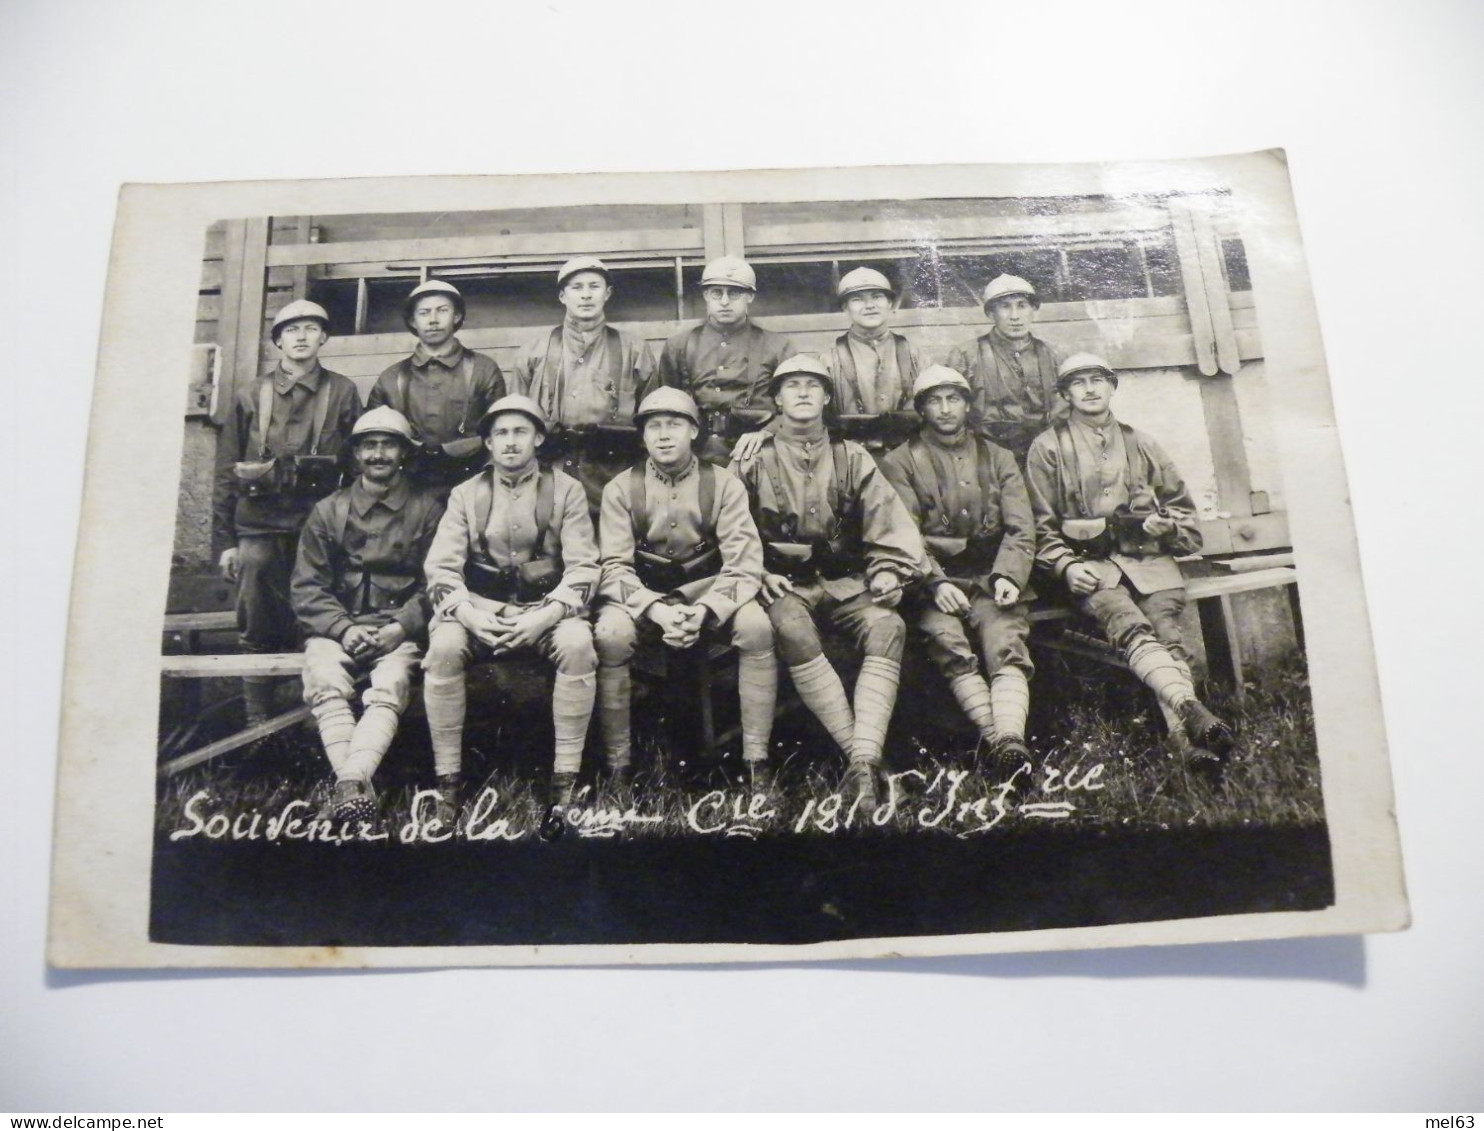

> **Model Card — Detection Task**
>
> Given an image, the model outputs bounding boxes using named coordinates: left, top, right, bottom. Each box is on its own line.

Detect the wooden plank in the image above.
left=1200, top=375, right=1254, bottom=517
left=232, top=217, right=271, bottom=411
left=721, top=203, right=745, bottom=257
left=1188, top=567, right=1297, bottom=599
left=1167, top=198, right=1217, bottom=376
left=745, top=208, right=1174, bottom=252
left=158, top=704, right=312, bottom=777
left=1192, top=202, right=1241, bottom=375
left=701, top=205, right=726, bottom=262
left=354, top=276, right=369, bottom=335
left=211, top=220, right=247, bottom=426
left=289, top=215, right=313, bottom=300
left=264, top=227, right=706, bottom=269
left=164, top=611, right=238, bottom=633
left=162, top=652, right=303, bottom=678
left=200, top=261, right=296, bottom=292
left=1214, top=552, right=1296, bottom=572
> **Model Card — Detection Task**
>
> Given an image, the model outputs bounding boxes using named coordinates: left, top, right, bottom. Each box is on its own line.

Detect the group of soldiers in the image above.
left=210, top=254, right=1235, bottom=832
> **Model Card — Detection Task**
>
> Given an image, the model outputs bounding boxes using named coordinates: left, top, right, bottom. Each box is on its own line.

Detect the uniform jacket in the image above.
left=290, top=476, right=445, bottom=643
left=211, top=362, right=361, bottom=555
left=512, top=319, right=658, bottom=427
left=367, top=340, right=506, bottom=446
left=1025, top=415, right=1201, bottom=595
left=598, top=457, right=763, bottom=624
left=728, top=422, right=926, bottom=603
left=424, top=463, right=599, bottom=617
left=880, top=428, right=1035, bottom=594
left=944, top=329, right=1065, bottom=461
left=825, top=330, right=923, bottom=415
left=657, top=319, right=794, bottom=419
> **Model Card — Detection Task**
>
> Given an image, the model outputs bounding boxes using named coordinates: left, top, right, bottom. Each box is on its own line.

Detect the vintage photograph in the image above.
left=51, top=156, right=1406, bottom=965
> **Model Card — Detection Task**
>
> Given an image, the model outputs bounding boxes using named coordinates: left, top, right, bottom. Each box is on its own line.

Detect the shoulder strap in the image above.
left=628, top=462, right=649, bottom=541
left=329, top=488, right=354, bottom=547
left=307, top=376, right=333, bottom=455
left=1034, top=339, right=1059, bottom=419
left=834, top=334, right=858, bottom=410
left=697, top=461, right=717, bottom=532
left=758, top=442, right=786, bottom=512
left=255, top=377, right=275, bottom=459
left=974, top=438, right=999, bottom=530
left=473, top=470, right=495, bottom=560
left=533, top=466, right=556, bottom=557
left=683, top=324, right=706, bottom=383
left=396, top=365, right=411, bottom=419
left=907, top=436, right=948, bottom=530
left=454, top=351, right=477, bottom=436
left=605, top=326, right=625, bottom=415
left=1119, top=422, right=1148, bottom=498
left=977, top=335, right=999, bottom=385
left=1053, top=422, right=1087, bottom=518
left=830, top=439, right=854, bottom=521
left=541, top=326, right=564, bottom=416
left=895, top=335, right=916, bottom=402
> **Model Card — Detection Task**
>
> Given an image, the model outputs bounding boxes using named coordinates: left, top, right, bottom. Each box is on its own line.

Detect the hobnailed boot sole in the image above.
left=1179, top=700, right=1235, bottom=757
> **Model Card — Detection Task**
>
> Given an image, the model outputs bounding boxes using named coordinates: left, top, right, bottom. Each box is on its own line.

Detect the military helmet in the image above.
left=837, top=266, right=896, bottom=304
left=402, top=279, right=466, bottom=328
left=981, top=273, right=1040, bottom=311
left=477, top=394, right=549, bottom=438
left=910, top=365, right=974, bottom=409
left=767, top=353, right=833, bottom=398
left=557, top=255, right=611, bottom=288
left=699, top=256, right=757, bottom=292
left=1055, top=352, right=1119, bottom=390
left=270, top=299, right=330, bottom=343
left=633, top=386, right=703, bottom=429
left=351, top=406, right=415, bottom=444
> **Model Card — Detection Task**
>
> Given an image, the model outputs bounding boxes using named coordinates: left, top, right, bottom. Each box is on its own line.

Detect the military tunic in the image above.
left=292, top=476, right=445, bottom=713
left=511, top=318, right=657, bottom=516
left=825, top=329, right=923, bottom=416
left=944, top=328, right=1065, bottom=463
left=881, top=428, right=1035, bottom=680
left=729, top=421, right=926, bottom=666
left=1025, top=414, right=1202, bottom=663
left=211, top=362, right=362, bottom=650
left=367, top=340, right=507, bottom=493
left=658, top=318, right=794, bottom=456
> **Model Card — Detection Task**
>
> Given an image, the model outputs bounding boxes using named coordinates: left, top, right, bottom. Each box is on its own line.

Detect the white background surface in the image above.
left=2, top=0, right=1480, bottom=1113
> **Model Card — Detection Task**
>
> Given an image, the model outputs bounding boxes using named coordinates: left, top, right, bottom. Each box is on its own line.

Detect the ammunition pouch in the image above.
left=543, top=423, right=642, bottom=464
left=234, top=454, right=342, bottom=499
left=926, top=532, right=999, bottom=575
left=763, top=539, right=864, bottom=582
left=1062, top=509, right=1166, bottom=559
left=463, top=556, right=562, bottom=604
left=440, top=435, right=487, bottom=461
left=410, top=439, right=485, bottom=486
left=834, top=411, right=919, bottom=451
left=338, top=572, right=421, bottom=616
left=635, top=545, right=723, bottom=592
left=233, top=458, right=282, bottom=499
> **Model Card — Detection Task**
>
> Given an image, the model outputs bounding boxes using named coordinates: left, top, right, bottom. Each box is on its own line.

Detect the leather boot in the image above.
left=1178, top=699, right=1235, bottom=758
left=433, top=772, right=462, bottom=830
left=540, top=771, right=579, bottom=842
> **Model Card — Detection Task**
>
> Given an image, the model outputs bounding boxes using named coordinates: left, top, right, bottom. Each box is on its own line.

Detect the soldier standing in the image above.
left=366, top=279, right=506, bottom=496
left=657, top=256, right=794, bottom=459
left=944, top=274, right=1065, bottom=463
left=881, top=367, right=1036, bottom=766
left=290, top=407, right=444, bottom=822
left=729, top=355, right=926, bottom=807
left=421, top=395, right=600, bottom=830
left=511, top=256, right=658, bottom=514
left=730, top=266, right=923, bottom=465
left=593, top=388, right=777, bottom=791
left=825, top=267, right=924, bottom=416
left=212, top=299, right=361, bottom=727
left=1025, top=353, right=1234, bottom=770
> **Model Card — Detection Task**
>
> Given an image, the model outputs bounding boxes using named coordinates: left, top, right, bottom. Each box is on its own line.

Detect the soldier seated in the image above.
left=291, top=407, right=445, bottom=823
left=593, top=388, right=777, bottom=792
left=1026, top=353, right=1234, bottom=771
left=881, top=366, right=1036, bottom=768
left=729, top=355, right=927, bottom=808
left=421, top=395, right=600, bottom=834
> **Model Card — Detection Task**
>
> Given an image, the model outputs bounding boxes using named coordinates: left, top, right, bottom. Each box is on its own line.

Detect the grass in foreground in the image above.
left=156, top=655, right=1323, bottom=842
